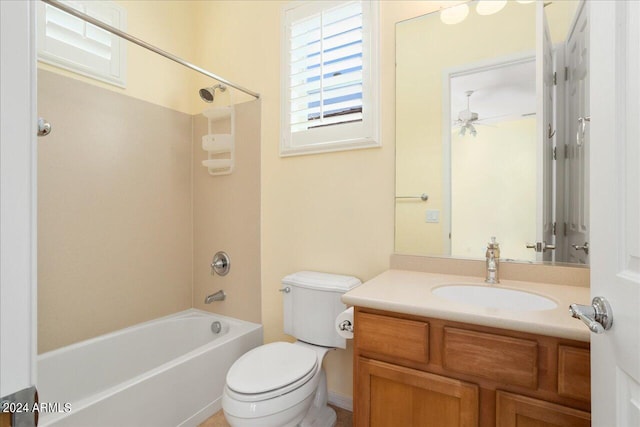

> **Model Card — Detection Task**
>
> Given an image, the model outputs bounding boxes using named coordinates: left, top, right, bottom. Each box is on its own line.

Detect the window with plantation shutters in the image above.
left=281, top=0, right=380, bottom=156
left=37, top=0, right=127, bottom=88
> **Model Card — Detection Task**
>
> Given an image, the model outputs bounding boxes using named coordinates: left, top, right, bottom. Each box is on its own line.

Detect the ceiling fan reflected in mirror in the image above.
left=455, top=90, right=480, bottom=137
left=454, top=90, right=507, bottom=137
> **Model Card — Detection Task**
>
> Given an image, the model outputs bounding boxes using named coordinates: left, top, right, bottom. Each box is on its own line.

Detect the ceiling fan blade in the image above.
left=475, top=113, right=521, bottom=124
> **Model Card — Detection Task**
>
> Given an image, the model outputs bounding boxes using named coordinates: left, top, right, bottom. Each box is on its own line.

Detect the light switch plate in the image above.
left=425, top=209, right=440, bottom=223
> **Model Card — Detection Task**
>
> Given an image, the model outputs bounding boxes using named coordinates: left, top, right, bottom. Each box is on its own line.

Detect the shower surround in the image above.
left=37, top=69, right=261, bottom=353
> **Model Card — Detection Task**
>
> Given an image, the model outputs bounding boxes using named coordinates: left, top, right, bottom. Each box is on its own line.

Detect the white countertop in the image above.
left=342, top=270, right=591, bottom=342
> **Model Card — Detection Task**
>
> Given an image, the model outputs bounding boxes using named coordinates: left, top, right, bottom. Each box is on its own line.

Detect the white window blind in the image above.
left=37, top=0, right=127, bottom=88
left=281, top=1, right=380, bottom=156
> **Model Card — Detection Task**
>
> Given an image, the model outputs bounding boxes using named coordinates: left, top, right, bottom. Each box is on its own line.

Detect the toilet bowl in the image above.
left=222, top=341, right=334, bottom=427
left=221, top=271, right=361, bottom=427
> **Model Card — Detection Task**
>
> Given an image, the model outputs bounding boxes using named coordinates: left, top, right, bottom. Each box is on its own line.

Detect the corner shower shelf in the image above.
left=202, top=106, right=235, bottom=176
left=203, top=106, right=233, bottom=121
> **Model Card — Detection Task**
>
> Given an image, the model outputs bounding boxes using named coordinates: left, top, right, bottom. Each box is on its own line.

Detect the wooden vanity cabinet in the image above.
left=353, top=307, right=591, bottom=427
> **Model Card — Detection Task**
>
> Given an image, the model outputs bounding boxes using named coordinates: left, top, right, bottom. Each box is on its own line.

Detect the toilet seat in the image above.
left=226, top=342, right=318, bottom=402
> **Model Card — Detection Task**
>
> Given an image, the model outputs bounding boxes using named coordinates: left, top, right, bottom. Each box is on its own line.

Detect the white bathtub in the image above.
left=36, top=309, right=262, bottom=427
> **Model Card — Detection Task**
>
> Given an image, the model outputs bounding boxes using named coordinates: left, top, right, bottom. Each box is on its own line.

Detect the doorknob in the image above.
left=569, top=296, right=613, bottom=334
left=525, top=241, right=556, bottom=252
left=38, top=117, right=52, bottom=137
left=576, top=116, right=590, bottom=146
left=571, top=242, right=589, bottom=254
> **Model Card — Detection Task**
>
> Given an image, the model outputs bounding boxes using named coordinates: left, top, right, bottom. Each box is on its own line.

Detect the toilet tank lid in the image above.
left=282, top=271, right=361, bottom=292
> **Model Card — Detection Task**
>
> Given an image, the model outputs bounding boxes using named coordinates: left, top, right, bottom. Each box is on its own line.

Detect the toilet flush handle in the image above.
left=278, top=287, right=290, bottom=293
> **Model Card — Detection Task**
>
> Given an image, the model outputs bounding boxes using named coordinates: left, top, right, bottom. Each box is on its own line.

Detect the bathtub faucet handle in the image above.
left=210, top=251, right=231, bottom=276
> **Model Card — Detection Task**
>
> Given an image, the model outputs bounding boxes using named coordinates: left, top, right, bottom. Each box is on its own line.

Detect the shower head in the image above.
left=199, top=84, right=227, bottom=103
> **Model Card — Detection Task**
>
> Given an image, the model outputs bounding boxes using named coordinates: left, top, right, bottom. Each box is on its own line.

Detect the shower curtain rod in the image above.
left=41, top=0, right=260, bottom=99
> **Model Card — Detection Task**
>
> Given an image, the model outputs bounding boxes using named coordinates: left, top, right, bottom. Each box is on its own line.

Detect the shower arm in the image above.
left=41, top=0, right=260, bottom=100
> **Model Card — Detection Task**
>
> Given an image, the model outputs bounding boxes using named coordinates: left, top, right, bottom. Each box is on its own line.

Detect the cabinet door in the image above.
left=356, top=357, right=478, bottom=427
left=496, top=391, right=591, bottom=427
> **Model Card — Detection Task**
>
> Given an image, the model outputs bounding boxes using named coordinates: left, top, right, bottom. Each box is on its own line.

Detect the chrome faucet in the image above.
left=205, top=290, right=226, bottom=304
left=485, top=237, right=500, bottom=284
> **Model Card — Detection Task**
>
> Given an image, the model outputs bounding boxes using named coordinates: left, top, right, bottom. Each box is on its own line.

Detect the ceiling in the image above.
left=450, top=58, right=536, bottom=125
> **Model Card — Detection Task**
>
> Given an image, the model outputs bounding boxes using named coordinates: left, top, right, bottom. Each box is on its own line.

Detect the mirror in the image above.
left=395, top=0, right=589, bottom=265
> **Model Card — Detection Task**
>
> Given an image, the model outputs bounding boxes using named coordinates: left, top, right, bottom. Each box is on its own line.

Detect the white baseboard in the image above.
left=179, top=397, right=222, bottom=427
left=328, top=392, right=353, bottom=412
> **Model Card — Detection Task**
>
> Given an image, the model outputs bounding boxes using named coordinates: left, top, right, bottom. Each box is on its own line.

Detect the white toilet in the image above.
left=222, top=271, right=361, bottom=427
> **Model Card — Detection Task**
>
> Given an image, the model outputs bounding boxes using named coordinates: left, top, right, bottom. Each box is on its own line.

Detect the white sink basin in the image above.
left=432, top=284, right=557, bottom=311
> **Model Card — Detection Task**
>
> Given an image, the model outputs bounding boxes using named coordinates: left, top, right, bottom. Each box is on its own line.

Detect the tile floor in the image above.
left=198, top=405, right=353, bottom=427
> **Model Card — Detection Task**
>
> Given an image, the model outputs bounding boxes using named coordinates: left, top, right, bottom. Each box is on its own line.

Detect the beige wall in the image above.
left=37, top=70, right=193, bottom=353
left=188, top=0, right=459, bottom=401
left=451, top=118, right=537, bottom=261
left=192, top=101, right=262, bottom=322
left=395, top=1, right=537, bottom=257
left=119, top=0, right=198, bottom=114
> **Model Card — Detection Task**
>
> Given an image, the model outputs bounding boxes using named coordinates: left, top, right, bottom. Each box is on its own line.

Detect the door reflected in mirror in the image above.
left=395, top=0, right=589, bottom=265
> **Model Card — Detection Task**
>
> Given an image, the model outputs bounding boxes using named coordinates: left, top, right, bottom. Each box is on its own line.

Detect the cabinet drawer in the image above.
left=356, top=312, right=429, bottom=364
left=443, top=327, right=538, bottom=389
left=558, top=345, right=590, bottom=401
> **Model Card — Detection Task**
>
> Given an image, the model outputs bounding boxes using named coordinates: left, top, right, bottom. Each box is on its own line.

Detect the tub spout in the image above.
left=205, top=290, right=226, bottom=304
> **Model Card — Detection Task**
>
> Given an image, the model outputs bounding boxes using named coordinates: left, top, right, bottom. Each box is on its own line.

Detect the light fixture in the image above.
left=476, top=0, right=507, bottom=16
left=440, top=3, right=469, bottom=25
left=459, top=123, right=478, bottom=137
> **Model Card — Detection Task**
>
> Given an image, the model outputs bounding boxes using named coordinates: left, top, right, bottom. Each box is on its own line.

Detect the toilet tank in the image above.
left=282, top=271, right=361, bottom=349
